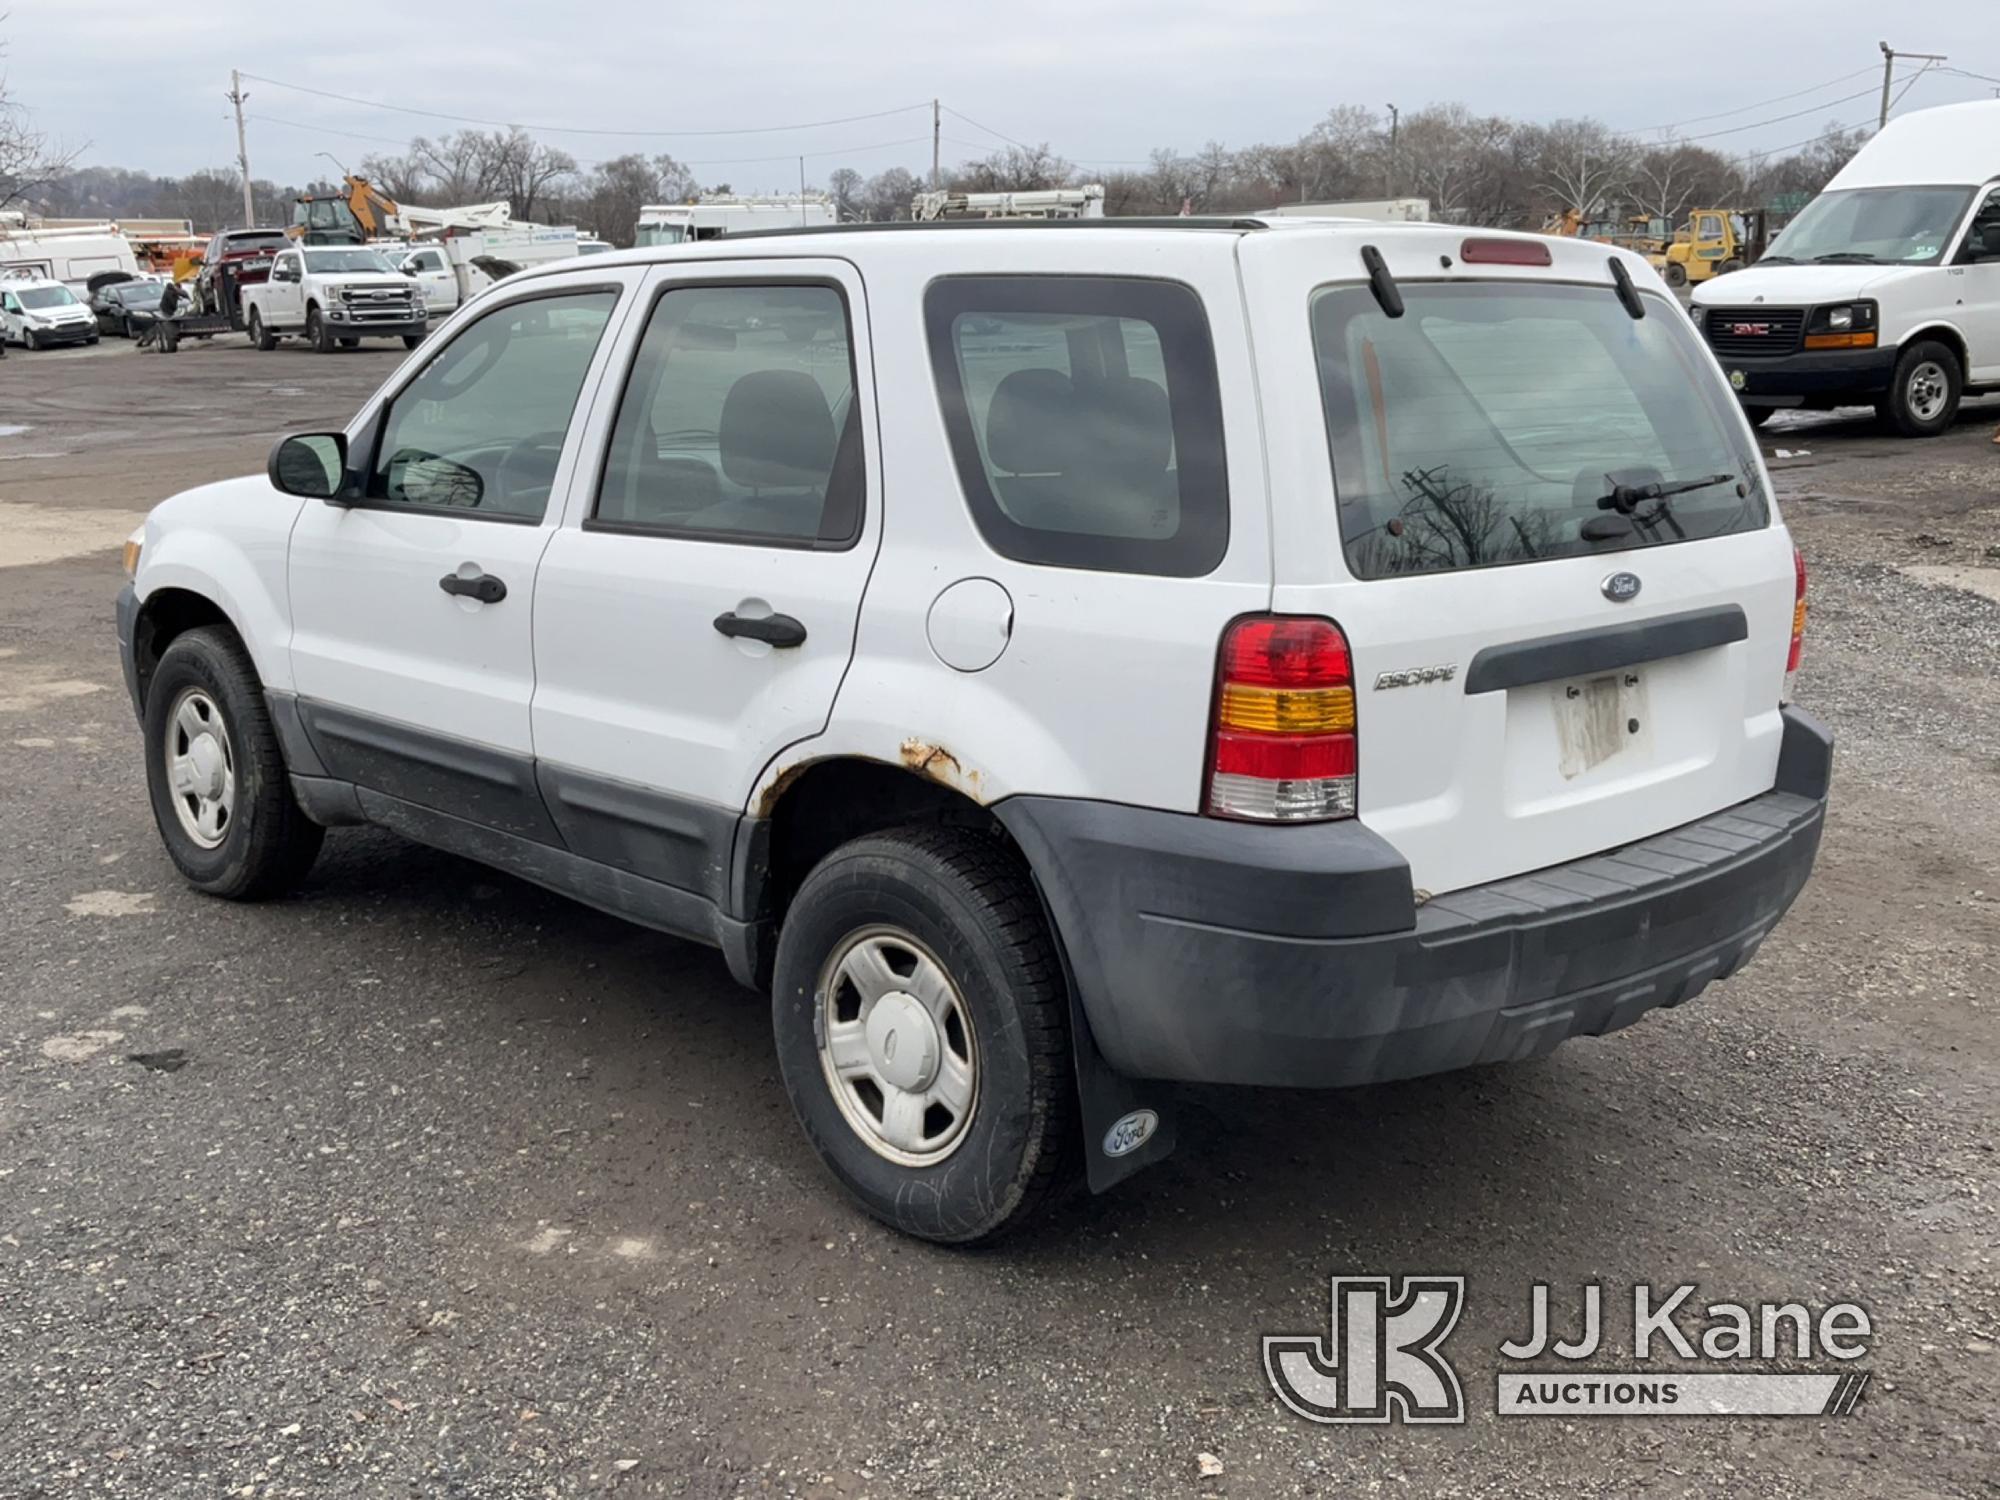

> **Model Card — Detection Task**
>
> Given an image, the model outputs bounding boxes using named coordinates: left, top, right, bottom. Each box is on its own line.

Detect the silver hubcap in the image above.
left=816, top=926, right=977, bottom=1166
left=1907, top=361, right=1950, bottom=422
left=163, top=688, right=236, bottom=849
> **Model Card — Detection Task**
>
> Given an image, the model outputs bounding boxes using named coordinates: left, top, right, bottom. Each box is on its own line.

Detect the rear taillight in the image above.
left=1205, top=616, right=1357, bottom=822
left=1783, top=545, right=1807, bottom=703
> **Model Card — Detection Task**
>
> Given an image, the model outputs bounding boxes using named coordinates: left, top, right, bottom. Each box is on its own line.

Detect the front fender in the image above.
left=136, top=476, right=305, bottom=691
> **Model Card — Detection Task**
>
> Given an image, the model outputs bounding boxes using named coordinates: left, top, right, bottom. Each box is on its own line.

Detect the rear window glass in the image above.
left=1313, top=281, right=1768, bottom=578
left=925, top=276, right=1227, bottom=576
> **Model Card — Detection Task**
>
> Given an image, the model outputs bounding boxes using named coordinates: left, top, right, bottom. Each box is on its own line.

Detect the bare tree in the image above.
left=1530, top=118, right=1635, bottom=222
left=950, top=144, right=1073, bottom=193
left=826, top=166, right=863, bottom=221
left=860, top=166, right=920, bottom=221
left=1395, top=105, right=1509, bottom=223
left=1628, top=142, right=1738, bottom=226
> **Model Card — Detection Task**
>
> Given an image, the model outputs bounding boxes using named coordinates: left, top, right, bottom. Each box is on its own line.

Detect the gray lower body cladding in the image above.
left=997, top=708, right=1832, bottom=1088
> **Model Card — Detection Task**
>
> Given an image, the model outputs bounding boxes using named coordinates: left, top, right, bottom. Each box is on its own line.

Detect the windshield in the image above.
left=1313, top=281, right=1767, bottom=578
left=18, top=286, right=78, bottom=310
left=303, top=248, right=395, bottom=274
left=1762, top=186, right=1974, bottom=265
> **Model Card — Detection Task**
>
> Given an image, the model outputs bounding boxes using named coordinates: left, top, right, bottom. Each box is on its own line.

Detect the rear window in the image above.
left=1313, top=281, right=1768, bottom=579
left=925, top=276, right=1228, bottom=576
left=222, top=233, right=289, bottom=254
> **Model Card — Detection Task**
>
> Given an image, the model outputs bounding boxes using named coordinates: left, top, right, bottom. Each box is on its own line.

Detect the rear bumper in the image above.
left=998, top=707, right=1832, bottom=1088
left=1715, top=344, right=1898, bottom=406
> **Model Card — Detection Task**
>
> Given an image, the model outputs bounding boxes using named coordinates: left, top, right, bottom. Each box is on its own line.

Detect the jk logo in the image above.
left=1264, top=1276, right=1467, bottom=1424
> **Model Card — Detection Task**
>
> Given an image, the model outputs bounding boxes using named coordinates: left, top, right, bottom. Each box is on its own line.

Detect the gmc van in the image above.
left=1692, top=99, right=2000, bottom=435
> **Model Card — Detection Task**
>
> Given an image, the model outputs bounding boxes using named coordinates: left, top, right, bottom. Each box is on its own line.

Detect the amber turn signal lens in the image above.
left=1218, top=683, right=1356, bottom=734
left=1802, top=332, right=1877, bottom=350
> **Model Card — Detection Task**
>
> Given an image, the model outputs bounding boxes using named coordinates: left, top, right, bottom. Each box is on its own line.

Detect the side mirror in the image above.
left=268, top=432, right=347, bottom=501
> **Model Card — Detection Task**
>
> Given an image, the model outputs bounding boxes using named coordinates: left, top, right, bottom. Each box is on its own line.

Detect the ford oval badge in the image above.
left=1102, top=1109, right=1159, bottom=1158
left=1602, top=571, right=1642, bottom=603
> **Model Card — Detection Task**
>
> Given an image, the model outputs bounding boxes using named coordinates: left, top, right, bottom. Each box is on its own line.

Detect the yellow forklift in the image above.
left=1649, top=208, right=1771, bottom=288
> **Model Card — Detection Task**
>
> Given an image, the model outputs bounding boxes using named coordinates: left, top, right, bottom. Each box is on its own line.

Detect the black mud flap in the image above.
left=1028, top=874, right=1177, bottom=1191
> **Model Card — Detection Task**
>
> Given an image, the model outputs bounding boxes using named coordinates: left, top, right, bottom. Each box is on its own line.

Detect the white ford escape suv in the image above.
left=117, top=218, right=1830, bottom=1243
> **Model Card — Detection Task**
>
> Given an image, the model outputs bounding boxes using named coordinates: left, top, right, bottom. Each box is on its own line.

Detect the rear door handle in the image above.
left=713, top=610, right=807, bottom=648
left=439, top=571, right=506, bottom=604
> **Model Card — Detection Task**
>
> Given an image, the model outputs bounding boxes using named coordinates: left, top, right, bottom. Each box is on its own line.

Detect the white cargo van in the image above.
left=1691, top=99, right=2000, bottom=435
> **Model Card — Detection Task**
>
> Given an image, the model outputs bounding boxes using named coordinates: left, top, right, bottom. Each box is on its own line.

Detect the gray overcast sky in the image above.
left=12, top=0, right=2000, bottom=190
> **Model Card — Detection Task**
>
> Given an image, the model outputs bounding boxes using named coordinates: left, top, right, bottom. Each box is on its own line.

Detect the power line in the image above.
left=941, top=105, right=1040, bottom=154
left=1627, top=66, right=1880, bottom=134
left=238, top=72, right=932, bottom=140
left=1673, top=84, right=1889, bottom=142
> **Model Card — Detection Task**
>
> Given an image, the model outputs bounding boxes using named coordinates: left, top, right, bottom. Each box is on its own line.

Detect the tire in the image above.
left=249, top=308, right=276, bottom=351
left=24, top=328, right=40, bottom=351
left=1718, top=258, right=1744, bottom=276
left=338, top=336, right=360, bottom=349
left=306, top=305, right=335, bottom=353
left=142, top=626, right=324, bottom=900
left=1881, top=339, right=1962, bottom=437
left=86, top=334, right=99, bottom=346
left=1664, top=261, right=1688, bottom=288
left=402, top=334, right=426, bottom=350
left=771, top=825, right=1078, bottom=1244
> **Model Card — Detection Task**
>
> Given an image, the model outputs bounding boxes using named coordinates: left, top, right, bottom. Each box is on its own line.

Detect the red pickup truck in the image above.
left=191, top=228, right=292, bottom=317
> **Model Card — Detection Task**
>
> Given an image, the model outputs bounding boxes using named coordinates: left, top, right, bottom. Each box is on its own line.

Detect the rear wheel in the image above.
left=771, top=826, right=1078, bottom=1244
left=306, top=305, right=335, bottom=353
left=249, top=308, right=276, bottom=351
left=142, top=626, right=324, bottom=899
left=1881, top=339, right=1962, bottom=437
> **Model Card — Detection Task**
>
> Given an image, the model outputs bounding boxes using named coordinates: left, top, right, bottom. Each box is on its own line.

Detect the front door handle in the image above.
left=713, top=610, right=807, bottom=648
left=439, top=571, right=506, bottom=604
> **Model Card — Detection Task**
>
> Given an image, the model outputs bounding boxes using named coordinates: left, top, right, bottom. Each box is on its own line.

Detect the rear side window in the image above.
left=1313, top=281, right=1768, bottom=578
left=594, top=282, right=862, bottom=547
left=925, top=276, right=1227, bottom=576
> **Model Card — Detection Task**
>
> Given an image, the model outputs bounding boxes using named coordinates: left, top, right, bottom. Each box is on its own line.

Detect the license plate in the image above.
left=1555, top=671, right=1650, bottom=780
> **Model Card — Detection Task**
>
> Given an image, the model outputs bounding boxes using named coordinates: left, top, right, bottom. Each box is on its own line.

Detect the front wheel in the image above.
left=23, top=328, right=40, bottom=351
left=402, top=334, right=426, bottom=350
left=1664, top=261, right=1688, bottom=288
left=1882, top=339, right=1962, bottom=437
left=771, top=826, right=1078, bottom=1244
left=306, top=306, right=335, bottom=353
left=143, top=626, right=324, bottom=899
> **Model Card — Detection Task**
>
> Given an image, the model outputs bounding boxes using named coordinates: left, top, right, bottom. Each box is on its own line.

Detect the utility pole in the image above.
left=228, top=70, right=255, bottom=227
left=1879, top=41, right=1948, bottom=129
left=931, top=99, right=941, bottom=190
left=1386, top=103, right=1400, bottom=198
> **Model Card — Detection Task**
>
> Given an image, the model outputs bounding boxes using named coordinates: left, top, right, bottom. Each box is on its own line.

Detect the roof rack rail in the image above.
left=720, top=216, right=1273, bottom=242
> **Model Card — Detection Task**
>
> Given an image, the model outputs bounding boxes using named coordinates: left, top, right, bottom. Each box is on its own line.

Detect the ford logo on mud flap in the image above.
left=1103, top=1110, right=1159, bottom=1157
left=1601, top=571, right=1642, bottom=603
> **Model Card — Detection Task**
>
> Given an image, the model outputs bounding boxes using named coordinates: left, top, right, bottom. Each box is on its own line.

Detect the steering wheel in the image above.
left=495, top=429, right=569, bottom=504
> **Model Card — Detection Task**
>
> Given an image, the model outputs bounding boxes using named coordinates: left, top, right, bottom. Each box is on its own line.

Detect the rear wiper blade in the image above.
left=1593, top=472, right=1738, bottom=514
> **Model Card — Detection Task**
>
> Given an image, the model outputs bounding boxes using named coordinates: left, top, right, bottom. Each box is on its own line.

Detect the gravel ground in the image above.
left=0, top=341, right=1995, bottom=1498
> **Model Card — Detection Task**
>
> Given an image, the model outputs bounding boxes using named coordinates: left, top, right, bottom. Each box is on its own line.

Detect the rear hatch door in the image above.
left=1241, top=229, right=1796, bottom=897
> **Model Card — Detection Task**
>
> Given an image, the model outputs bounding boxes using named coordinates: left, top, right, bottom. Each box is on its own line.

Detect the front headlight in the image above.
left=1808, top=301, right=1877, bottom=333
left=122, top=527, right=144, bottom=579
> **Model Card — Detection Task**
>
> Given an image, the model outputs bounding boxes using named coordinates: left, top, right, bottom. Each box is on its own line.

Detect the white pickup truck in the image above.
left=241, top=245, right=427, bottom=353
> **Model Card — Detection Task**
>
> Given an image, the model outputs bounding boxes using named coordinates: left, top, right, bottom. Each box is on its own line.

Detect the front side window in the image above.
left=1313, top=281, right=1767, bottom=579
left=368, top=289, right=618, bottom=521
left=1763, top=186, right=1975, bottom=266
left=594, top=282, right=862, bottom=546
left=925, top=276, right=1228, bottom=576
left=1959, top=189, right=2000, bottom=261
